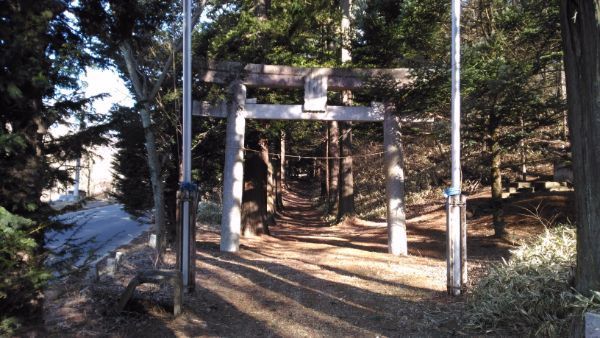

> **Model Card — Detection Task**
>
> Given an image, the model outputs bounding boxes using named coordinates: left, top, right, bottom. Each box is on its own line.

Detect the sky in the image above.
left=47, top=68, right=133, bottom=200
left=82, top=67, right=133, bottom=113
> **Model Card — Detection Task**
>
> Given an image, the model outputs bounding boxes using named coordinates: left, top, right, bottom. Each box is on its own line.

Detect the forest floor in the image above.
left=41, top=179, right=574, bottom=337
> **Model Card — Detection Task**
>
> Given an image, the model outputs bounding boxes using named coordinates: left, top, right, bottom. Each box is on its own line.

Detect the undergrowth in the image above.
left=0, top=207, right=50, bottom=335
left=196, top=200, right=222, bottom=226
left=465, top=225, right=600, bottom=336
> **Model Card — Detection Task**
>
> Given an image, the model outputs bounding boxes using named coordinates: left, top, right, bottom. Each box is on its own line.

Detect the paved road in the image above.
left=46, top=203, right=151, bottom=267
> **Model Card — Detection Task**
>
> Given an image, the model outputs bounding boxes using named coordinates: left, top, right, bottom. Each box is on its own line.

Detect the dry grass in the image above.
left=464, top=225, right=600, bottom=336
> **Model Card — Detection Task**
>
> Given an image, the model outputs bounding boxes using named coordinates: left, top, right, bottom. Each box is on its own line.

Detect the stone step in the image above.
left=534, top=181, right=564, bottom=190
left=516, top=187, right=535, bottom=194
left=511, top=182, right=532, bottom=189
left=585, top=312, right=600, bottom=338
left=548, top=186, right=574, bottom=192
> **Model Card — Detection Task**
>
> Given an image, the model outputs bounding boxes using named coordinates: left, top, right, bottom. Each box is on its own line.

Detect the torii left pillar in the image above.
left=220, top=81, right=246, bottom=252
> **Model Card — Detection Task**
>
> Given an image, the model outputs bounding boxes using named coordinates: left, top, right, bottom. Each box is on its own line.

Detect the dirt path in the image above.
left=167, top=180, right=461, bottom=337
left=43, top=180, right=573, bottom=337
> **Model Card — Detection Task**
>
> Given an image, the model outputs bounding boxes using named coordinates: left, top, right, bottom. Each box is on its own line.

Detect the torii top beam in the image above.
left=199, top=61, right=411, bottom=91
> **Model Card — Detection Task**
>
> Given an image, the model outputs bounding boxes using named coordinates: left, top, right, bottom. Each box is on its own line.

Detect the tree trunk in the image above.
left=489, top=128, right=505, bottom=238
left=338, top=121, right=355, bottom=220
left=328, top=121, right=340, bottom=213
left=276, top=130, right=285, bottom=210
left=263, top=139, right=275, bottom=225
left=120, top=43, right=168, bottom=249
left=255, top=0, right=270, bottom=19
left=280, top=130, right=286, bottom=188
left=139, top=104, right=168, bottom=245
left=561, top=0, right=600, bottom=295
left=321, top=128, right=329, bottom=200
left=337, top=0, right=354, bottom=221
left=241, top=140, right=270, bottom=236
left=113, top=5, right=206, bottom=249
left=520, top=116, right=527, bottom=181
left=275, top=160, right=281, bottom=210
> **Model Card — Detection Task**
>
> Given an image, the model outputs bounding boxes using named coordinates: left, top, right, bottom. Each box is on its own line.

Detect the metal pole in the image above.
left=450, top=0, right=461, bottom=187
left=446, top=0, right=464, bottom=296
left=181, top=0, right=192, bottom=288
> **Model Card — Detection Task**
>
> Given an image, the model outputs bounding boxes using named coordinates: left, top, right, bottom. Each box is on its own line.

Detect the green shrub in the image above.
left=465, top=226, right=600, bottom=336
left=0, top=206, right=50, bottom=335
left=196, top=200, right=222, bottom=226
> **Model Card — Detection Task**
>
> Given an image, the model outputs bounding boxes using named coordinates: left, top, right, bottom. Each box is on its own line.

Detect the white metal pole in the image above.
left=446, top=0, right=463, bottom=296
left=182, top=0, right=192, bottom=288
left=451, top=0, right=461, bottom=189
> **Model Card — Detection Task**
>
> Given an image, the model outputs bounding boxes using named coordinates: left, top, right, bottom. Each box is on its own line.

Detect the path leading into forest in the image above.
left=170, top=180, right=465, bottom=337
left=43, top=179, right=573, bottom=336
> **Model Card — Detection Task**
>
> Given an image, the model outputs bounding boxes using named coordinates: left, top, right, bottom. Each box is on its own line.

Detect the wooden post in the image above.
left=384, top=105, right=407, bottom=256
left=220, top=82, right=246, bottom=252
left=461, top=195, right=468, bottom=287
left=280, top=130, right=286, bottom=188
left=446, top=194, right=467, bottom=295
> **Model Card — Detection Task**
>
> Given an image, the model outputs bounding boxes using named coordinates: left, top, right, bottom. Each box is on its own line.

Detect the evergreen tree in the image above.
left=76, top=0, right=197, bottom=246
left=461, top=0, right=564, bottom=237
left=0, top=0, right=107, bottom=330
left=110, top=107, right=153, bottom=216
left=0, top=0, right=103, bottom=215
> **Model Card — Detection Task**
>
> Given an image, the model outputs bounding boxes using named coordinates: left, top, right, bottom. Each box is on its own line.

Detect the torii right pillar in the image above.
left=220, top=81, right=246, bottom=252
left=383, top=105, right=407, bottom=256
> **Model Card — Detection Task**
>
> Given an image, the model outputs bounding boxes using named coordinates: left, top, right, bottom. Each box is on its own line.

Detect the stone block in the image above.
left=149, top=233, right=157, bottom=249
left=511, top=182, right=532, bottom=189
left=548, top=186, right=574, bottom=192
left=586, top=312, right=600, bottom=338
left=534, top=181, right=563, bottom=191
left=554, top=163, right=573, bottom=183
left=517, top=187, right=535, bottom=194
left=116, top=269, right=183, bottom=316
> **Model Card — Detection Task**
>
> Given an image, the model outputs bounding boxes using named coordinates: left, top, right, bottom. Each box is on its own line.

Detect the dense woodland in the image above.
left=1, top=0, right=599, bottom=335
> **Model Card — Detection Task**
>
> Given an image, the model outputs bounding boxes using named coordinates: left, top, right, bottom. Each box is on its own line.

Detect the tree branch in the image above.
left=120, top=0, right=206, bottom=102
left=147, top=0, right=206, bottom=101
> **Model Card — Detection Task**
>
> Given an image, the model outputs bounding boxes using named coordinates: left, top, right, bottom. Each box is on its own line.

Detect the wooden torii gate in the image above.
left=195, top=62, right=411, bottom=256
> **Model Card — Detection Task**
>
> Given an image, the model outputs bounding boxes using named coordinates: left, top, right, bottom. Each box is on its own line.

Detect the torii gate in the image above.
left=195, top=61, right=410, bottom=254
left=180, top=0, right=465, bottom=299
left=191, top=61, right=466, bottom=295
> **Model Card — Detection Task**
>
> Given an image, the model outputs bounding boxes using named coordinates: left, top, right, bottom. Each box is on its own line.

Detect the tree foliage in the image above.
left=0, top=1, right=108, bottom=216
left=0, top=207, right=49, bottom=335
left=110, top=107, right=154, bottom=216
left=0, top=1, right=109, bottom=330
